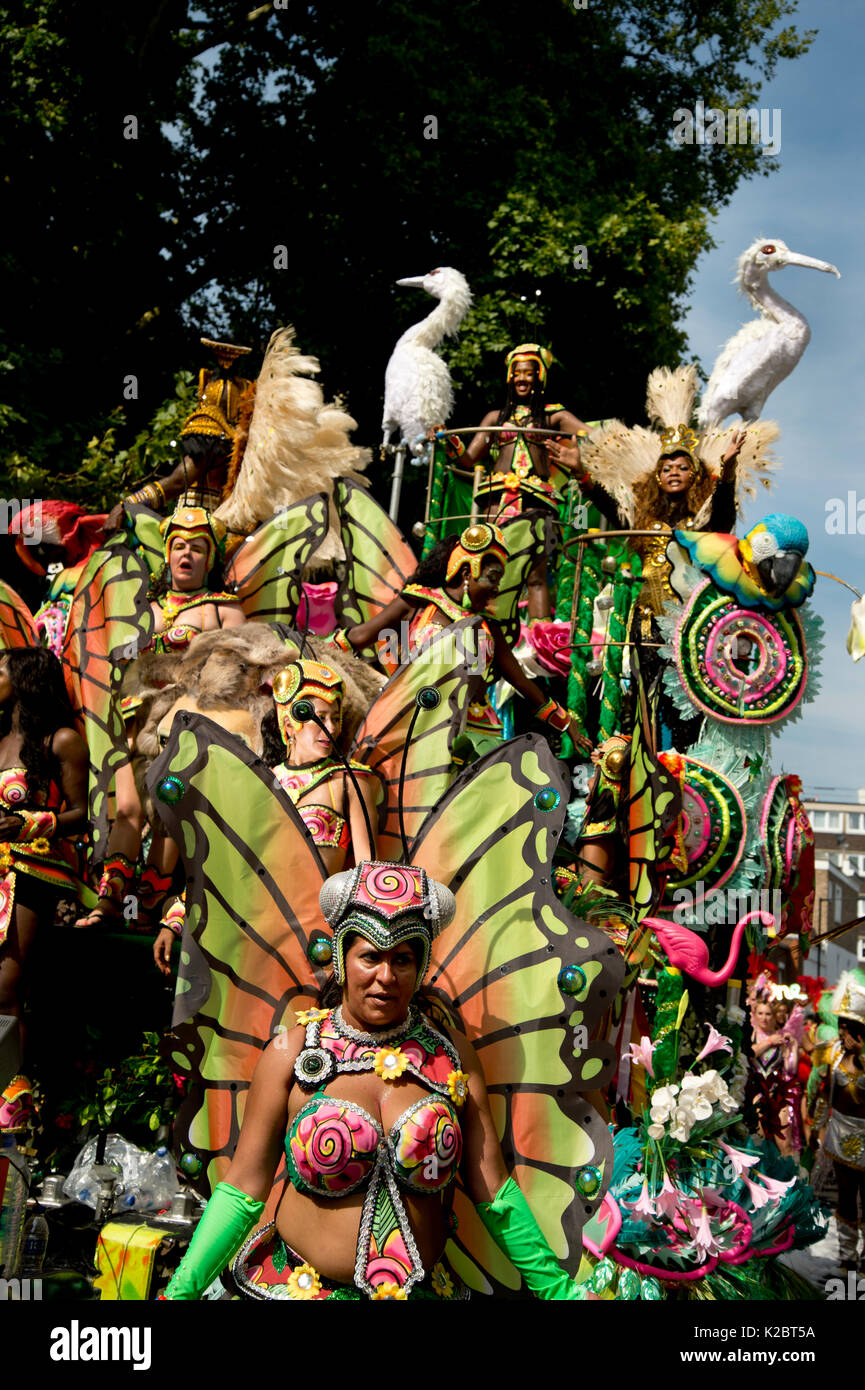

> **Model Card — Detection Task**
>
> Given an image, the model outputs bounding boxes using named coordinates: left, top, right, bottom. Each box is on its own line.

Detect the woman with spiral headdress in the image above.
left=160, top=860, right=594, bottom=1301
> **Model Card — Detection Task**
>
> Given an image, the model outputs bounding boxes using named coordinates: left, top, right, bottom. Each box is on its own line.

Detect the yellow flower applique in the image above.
left=373, top=1047, right=410, bottom=1082
left=430, top=1263, right=455, bottom=1299
left=295, top=1007, right=330, bottom=1027
left=371, top=1282, right=408, bottom=1300
left=286, top=1263, right=322, bottom=1300
left=446, top=1070, right=470, bottom=1107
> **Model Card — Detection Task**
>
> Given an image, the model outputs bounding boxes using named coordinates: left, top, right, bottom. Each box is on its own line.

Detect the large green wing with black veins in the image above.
left=61, top=535, right=154, bottom=853
left=122, top=502, right=166, bottom=577
left=333, top=477, right=418, bottom=628
left=349, top=616, right=484, bottom=862
left=0, top=581, right=39, bottom=648
left=224, top=494, right=328, bottom=625
left=147, top=712, right=328, bottom=1190
left=488, top=514, right=549, bottom=646
left=622, top=692, right=682, bottom=921
left=411, top=735, right=624, bottom=1296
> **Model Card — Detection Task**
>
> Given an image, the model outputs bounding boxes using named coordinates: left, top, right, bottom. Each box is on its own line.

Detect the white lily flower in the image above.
left=847, top=596, right=865, bottom=662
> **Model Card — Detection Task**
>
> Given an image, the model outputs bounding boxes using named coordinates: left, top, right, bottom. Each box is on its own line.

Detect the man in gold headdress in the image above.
left=105, top=339, right=253, bottom=531
left=444, top=344, right=588, bottom=621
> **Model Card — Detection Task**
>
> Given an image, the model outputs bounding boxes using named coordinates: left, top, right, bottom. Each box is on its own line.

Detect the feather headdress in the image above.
left=581, top=365, right=779, bottom=528
left=215, top=327, right=371, bottom=565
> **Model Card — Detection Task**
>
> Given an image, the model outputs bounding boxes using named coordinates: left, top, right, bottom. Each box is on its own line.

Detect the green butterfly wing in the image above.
left=61, top=536, right=154, bottom=853
left=488, top=514, right=549, bottom=646
left=350, top=617, right=485, bottom=862
left=223, top=494, right=328, bottom=625
left=622, top=685, right=682, bottom=920
left=334, top=477, right=419, bottom=628
left=0, top=581, right=39, bottom=648
left=147, top=713, right=328, bottom=1188
left=411, top=735, right=624, bottom=1295
left=122, top=502, right=166, bottom=577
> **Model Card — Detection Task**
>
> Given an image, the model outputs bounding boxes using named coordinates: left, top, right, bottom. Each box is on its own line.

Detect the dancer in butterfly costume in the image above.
left=330, top=481, right=591, bottom=756
left=78, top=483, right=331, bottom=928
left=152, top=657, right=380, bottom=972
left=149, top=704, right=623, bottom=1299
left=0, top=531, right=155, bottom=920
left=0, top=648, right=89, bottom=1130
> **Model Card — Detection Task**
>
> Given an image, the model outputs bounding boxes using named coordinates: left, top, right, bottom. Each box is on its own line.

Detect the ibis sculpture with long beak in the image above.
left=698, top=238, right=840, bottom=428
left=382, top=267, right=472, bottom=520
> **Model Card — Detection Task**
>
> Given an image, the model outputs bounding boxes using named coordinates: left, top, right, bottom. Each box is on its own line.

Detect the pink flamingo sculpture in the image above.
left=643, top=911, right=775, bottom=986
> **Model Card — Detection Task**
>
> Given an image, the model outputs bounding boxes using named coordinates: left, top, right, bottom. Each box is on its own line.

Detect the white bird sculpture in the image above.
left=697, top=238, right=840, bottom=428
left=382, top=267, right=472, bottom=446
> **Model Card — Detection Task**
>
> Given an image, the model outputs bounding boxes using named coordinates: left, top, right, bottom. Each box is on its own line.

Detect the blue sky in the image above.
left=682, top=0, right=865, bottom=799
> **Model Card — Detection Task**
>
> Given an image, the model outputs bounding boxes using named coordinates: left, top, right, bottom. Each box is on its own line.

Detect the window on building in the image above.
left=848, top=812, right=865, bottom=833
left=857, top=898, right=865, bottom=918
left=828, top=852, right=843, bottom=867
left=812, top=811, right=843, bottom=830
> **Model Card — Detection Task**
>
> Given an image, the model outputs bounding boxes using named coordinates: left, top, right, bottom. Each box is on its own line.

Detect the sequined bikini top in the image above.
left=286, top=1005, right=470, bottom=1298
left=0, top=765, right=61, bottom=813
left=148, top=590, right=242, bottom=654
left=272, top=759, right=375, bottom=852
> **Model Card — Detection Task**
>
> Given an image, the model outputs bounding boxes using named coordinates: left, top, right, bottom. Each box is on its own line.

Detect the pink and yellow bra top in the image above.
left=0, top=765, right=62, bottom=816
left=287, top=1005, right=466, bottom=1200
left=285, top=1004, right=469, bottom=1298
left=272, top=758, right=377, bottom=852
left=0, top=766, right=79, bottom=931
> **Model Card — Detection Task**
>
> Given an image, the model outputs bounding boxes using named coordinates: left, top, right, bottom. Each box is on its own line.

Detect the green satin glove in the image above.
left=477, top=1177, right=588, bottom=1300
left=161, top=1182, right=265, bottom=1300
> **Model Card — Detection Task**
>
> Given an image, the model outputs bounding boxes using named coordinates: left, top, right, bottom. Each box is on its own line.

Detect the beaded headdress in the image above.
left=444, top=522, right=509, bottom=582
left=272, top=659, right=343, bottom=743
left=159, top=506, right=227, bottom=571
left=506, top=342, right=553, bottom=388
left=319, top=861, right=456, bottom=988
left=179, top=338, right=253, bottom=442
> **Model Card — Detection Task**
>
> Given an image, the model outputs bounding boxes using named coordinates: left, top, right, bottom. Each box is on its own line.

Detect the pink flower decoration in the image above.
left=655, top=1173, right=680, bottom=1219
left=692, top=1205, right=719, bottom=1255
left=521, top=620, right=572, bottom=677
left=718, top=1141, right=761, bottom=1177
left=740, top=1175, right=771, bottom=1210
left=627, top=1035, right=656, bottom=1078
left=695, top=1023, right=733, bottom=1064
left=753, top=1173, right=795, bottom=1201
left=631, top=1180, right=656, bottom=1220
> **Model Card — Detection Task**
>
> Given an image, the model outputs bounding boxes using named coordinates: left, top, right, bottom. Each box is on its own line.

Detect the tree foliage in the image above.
left=0, top=0, right=814, bottom=505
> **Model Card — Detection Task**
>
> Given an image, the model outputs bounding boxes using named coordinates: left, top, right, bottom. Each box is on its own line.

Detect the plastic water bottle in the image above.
left=0, top=1134, right=30, bottom=1277
left=19, top=1213, right=49, bottom=1277
left=146, top=1147, right=178, bottom=1211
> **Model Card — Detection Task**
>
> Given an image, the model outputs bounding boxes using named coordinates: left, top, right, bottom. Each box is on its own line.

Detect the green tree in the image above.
left=0, top=0, right=814, bottom=507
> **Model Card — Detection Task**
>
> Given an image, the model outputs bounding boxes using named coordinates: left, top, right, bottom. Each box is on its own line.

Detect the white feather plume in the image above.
left=215, top=326, right=370, bottom=562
